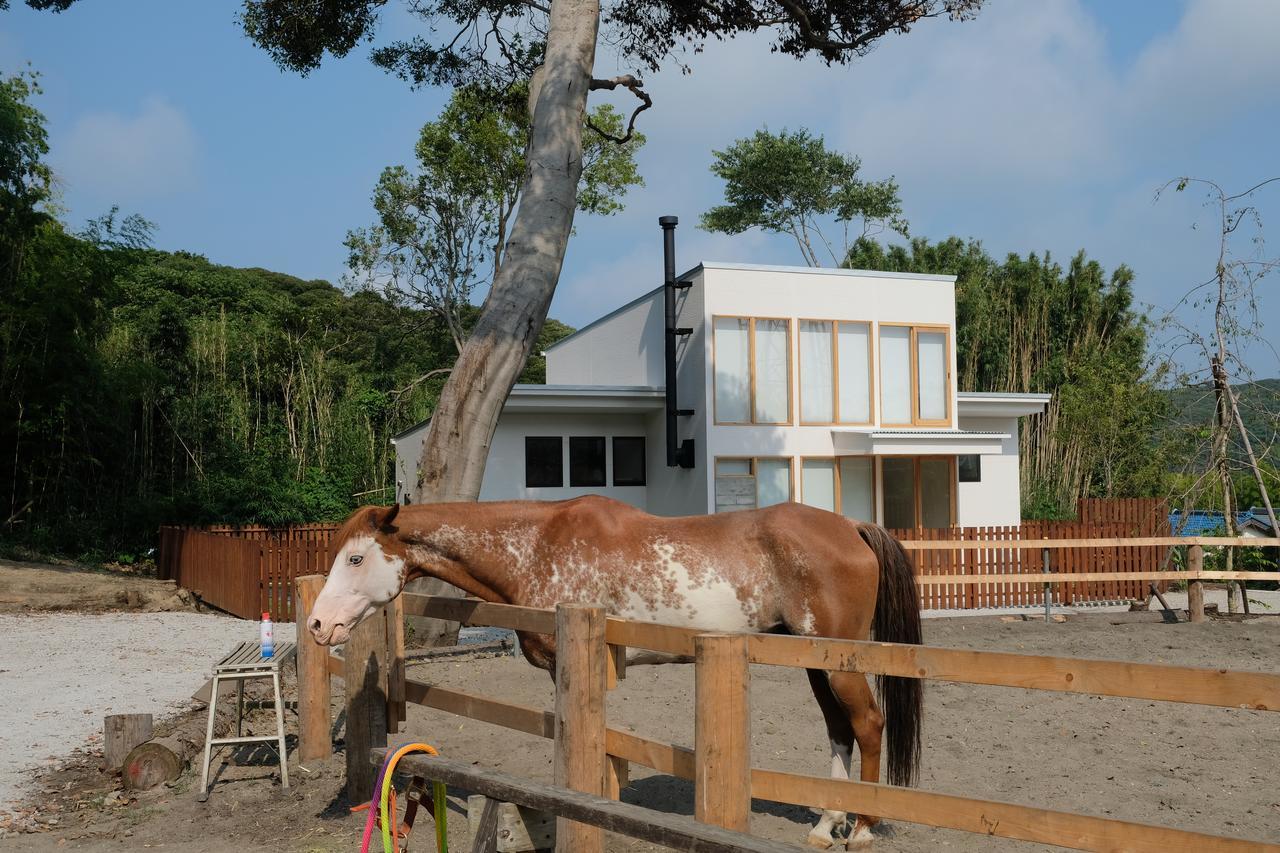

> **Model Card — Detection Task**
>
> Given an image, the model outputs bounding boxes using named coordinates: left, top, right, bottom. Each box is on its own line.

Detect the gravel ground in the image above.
left=0, top=612, right=295, bottom=817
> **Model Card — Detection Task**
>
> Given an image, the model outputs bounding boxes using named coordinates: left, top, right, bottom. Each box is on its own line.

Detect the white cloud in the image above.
left=56, top=96, right=199, bottom=201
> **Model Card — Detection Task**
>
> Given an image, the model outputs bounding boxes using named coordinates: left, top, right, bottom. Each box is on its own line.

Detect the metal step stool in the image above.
left=198, top=640, right=297, bottom=801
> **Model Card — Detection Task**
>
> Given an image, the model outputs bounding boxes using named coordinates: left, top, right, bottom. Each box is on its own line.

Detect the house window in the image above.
left=569, top=437, right=606, bottom=487
left=879, top=324, right=951, bottom=426
left=714, top=457, right=792, bottom=512
left=525, top=437, right=563, bottom=488
left=958, top=454, right=981, bottom=483
left=882, top=456, right=955, bottom=529
left=713, top=317, right=792, bottom=424
left=799, top=320, right=873, bottom=425
left=799, top=457, right=875, bottom=522
left=612, top=437, right=646, bottom=486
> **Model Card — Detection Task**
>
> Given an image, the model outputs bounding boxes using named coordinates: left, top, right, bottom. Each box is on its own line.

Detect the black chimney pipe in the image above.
left=661, top=216, right=695, bottom=468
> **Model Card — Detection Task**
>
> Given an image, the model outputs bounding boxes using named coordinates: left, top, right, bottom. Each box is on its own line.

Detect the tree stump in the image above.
left=123, top=736, right=196, bottom=791
left=104, top=714, right=153, bottom=771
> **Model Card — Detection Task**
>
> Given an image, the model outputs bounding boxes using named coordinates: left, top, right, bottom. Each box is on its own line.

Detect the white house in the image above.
left=394, top=221, right=1049, bottom=529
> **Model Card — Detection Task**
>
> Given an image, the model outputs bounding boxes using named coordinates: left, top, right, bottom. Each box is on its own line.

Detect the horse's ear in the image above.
left=379, top=502, right=401, bottom=532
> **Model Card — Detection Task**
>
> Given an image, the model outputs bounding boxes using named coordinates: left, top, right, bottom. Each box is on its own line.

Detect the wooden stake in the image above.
left=553, top=604, right=607, bottom=853
left=103, top=714, right=153, bottom=772
left=1187, top=545, right=1206, bottom=624
left=345, top=603, right=389, bottom=802
left=694, top=633, right=751, bottom=833
left=294, top=575, right=331, bottom=762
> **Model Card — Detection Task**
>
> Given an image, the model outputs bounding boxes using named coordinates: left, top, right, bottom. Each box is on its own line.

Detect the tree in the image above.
left=846, top=236, right=1167, bottom=516
left=1157, top=176, right=1280, bottom=610
left=345, top=82, right=642, bottom=355
left=18, top=0, right=985, bottom=506
left=701, top=127, right=907, bottom=266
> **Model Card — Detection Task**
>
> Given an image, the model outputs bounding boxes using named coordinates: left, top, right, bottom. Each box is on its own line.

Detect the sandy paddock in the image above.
left=401, top=612, right=1280, bottom=851
left=1, top=611, right=1276, bottom=852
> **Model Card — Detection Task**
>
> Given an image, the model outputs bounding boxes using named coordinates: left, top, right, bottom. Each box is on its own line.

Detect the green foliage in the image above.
left=346, top=83, right=643, bottom=349
left=0, top=77, right=574, bottom=555
left=702, top=127, right=906, bottom=267
left=846, top=236, right=1168, bottom=516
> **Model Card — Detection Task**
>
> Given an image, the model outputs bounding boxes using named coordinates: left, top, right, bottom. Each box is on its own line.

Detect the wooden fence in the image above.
left=158, top=523, right=337, bottom=620
left=162, top=497, right=1246, bottom=621
left=294, top=583, right=1280, bottom=853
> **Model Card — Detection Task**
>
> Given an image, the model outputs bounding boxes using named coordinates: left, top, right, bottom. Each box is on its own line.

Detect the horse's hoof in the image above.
left=806, top=830, right=845, bottom=850
left=847, top=825, right=875, bottom=849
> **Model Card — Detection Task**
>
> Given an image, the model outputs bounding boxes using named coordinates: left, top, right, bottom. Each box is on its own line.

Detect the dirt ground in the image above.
left=2, top=611, right=1277, bottom=852
left=0, top=557, right=196, bottom=614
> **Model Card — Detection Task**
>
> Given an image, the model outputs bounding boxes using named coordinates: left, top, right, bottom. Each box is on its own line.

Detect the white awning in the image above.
left=831, top=428, right=1010, bottom=456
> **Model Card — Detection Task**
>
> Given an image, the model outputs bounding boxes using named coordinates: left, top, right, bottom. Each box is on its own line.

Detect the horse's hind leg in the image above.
left=804, top=669, right=854, bottom=849
left=827, top=670, right=885, bottom=848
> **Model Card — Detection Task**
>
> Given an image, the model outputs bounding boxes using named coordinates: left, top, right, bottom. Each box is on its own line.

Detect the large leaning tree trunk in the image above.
left=411, top=0, right=599, bottom=505
left=402, top=0, right=600, bottom=642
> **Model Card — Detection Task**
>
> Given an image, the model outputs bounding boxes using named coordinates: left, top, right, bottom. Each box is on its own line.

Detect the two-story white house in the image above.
left=393, top=219, right=1049, bottom=529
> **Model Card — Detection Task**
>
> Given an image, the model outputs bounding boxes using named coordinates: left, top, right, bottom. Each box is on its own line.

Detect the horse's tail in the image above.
left=857, top=522, right=923, bottom=787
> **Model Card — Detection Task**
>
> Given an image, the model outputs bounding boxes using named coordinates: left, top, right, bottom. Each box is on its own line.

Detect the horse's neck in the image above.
left=398, top=502, right=538, bottom=605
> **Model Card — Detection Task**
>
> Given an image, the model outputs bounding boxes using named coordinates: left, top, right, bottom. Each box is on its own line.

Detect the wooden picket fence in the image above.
left=157, top=522, right=338, bottom=621
left=157, top=499, right=1178, bottom=620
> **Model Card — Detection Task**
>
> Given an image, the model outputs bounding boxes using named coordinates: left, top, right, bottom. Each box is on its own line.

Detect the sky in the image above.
left=3, top=0, right=1279, bottom=380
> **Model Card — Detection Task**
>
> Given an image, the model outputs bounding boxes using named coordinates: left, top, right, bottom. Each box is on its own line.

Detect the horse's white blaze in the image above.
left=309, top=534, right=405, bottom=644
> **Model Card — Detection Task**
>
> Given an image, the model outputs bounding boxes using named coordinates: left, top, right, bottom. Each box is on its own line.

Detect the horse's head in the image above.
left=308, top=503, right=406, bottom=645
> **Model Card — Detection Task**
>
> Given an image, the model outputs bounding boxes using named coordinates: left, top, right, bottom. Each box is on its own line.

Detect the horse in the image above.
left=307, top=495, right=922, bottom=849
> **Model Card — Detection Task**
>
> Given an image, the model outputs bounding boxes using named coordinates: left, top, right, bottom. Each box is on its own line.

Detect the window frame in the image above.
left=879, top=454, right=957, bottom=530
left=611, top=436, right=647, bottom=487
left=712, top=315, right=794, bottom=426
left=568, top=436, right=607, bottom=488
left=713, top=456, right=795, bottom=510
left=524, top=436, right=564, bottom=488
left=878, top=323, right=952, bottom=427
left=797, top=318, right=874, bottom=426
left=797, top=456, right=877, bottom=520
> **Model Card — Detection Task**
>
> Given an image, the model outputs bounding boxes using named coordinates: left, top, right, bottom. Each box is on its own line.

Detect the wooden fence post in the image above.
left=1187, top=545, right=1205, bottom=624
left=694, top=633, right=751, bottom=833
left=553, top=604, right=607, bottom=853
left=295, top=575, right=331, bottom=762
left=345, top=603, right=389, bottom=802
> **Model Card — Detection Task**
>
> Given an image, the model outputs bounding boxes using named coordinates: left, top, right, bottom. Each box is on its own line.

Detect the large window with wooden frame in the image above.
left=798, top=320, right=873, bottom=425
left=798, top=457, right=875, bottom=522
left=714, top=457, right=792, bottom=513
left=713, top=317, right=792, bottom=424
left=881, top=456, right=955, bottom=529
left=879, top=324, right=952, bottom=426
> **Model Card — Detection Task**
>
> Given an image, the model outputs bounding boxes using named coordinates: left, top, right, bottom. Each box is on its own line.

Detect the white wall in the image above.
left=477, top=412, right=652, bottom=508
left=545, top=289, right=664, bottom=385
left=697, top=264, right=959, bottom=503
left=955, top=415, right=1023, bottom=526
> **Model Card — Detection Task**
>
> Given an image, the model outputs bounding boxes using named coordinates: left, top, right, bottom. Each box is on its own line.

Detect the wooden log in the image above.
left=104, top=714, right=152, bottom=772
left=552, top=605, right=606, bottom=853
left=294, top=575, right=331, bottom=762
left=694, top=634, right=751, bottom=833
left=344, top=603, right=389, bottom=802
left=389, top=594, right=406, bottom=730
left=468, top=796, right=556, bottom=853
left=1188, top=545, right=1206, bottom=624
left=375, top=751, right=795, bottom=853
left=122, top=735, right=195, bottom=790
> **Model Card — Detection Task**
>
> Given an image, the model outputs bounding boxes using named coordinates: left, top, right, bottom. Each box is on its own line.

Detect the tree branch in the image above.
left=587, top=74, right=651, bottom=143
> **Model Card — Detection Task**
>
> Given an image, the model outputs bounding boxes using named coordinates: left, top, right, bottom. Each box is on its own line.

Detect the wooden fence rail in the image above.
left=298, top=586, right=1280, bottom=853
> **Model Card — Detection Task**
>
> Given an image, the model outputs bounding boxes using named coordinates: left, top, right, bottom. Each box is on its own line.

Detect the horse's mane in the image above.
left=332, top=505, right=382, bottom=549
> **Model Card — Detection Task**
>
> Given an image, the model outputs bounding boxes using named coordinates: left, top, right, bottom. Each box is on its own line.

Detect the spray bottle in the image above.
left=260, top=611, right=275, bottom=659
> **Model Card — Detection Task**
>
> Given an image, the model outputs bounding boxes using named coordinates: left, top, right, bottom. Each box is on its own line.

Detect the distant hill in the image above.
left=1162, top=378, right=1280, bottom=465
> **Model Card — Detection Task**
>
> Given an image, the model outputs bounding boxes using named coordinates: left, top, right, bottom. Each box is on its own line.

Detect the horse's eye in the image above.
left=349, top=555, right=364, bottom=566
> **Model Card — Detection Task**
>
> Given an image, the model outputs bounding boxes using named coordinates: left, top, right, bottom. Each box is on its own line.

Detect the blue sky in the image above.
left=3, top=0, right=1278, bottom=380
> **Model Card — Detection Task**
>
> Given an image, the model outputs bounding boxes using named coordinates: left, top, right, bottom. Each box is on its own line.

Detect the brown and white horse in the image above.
left=308, top=495, right=922, bottom=848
